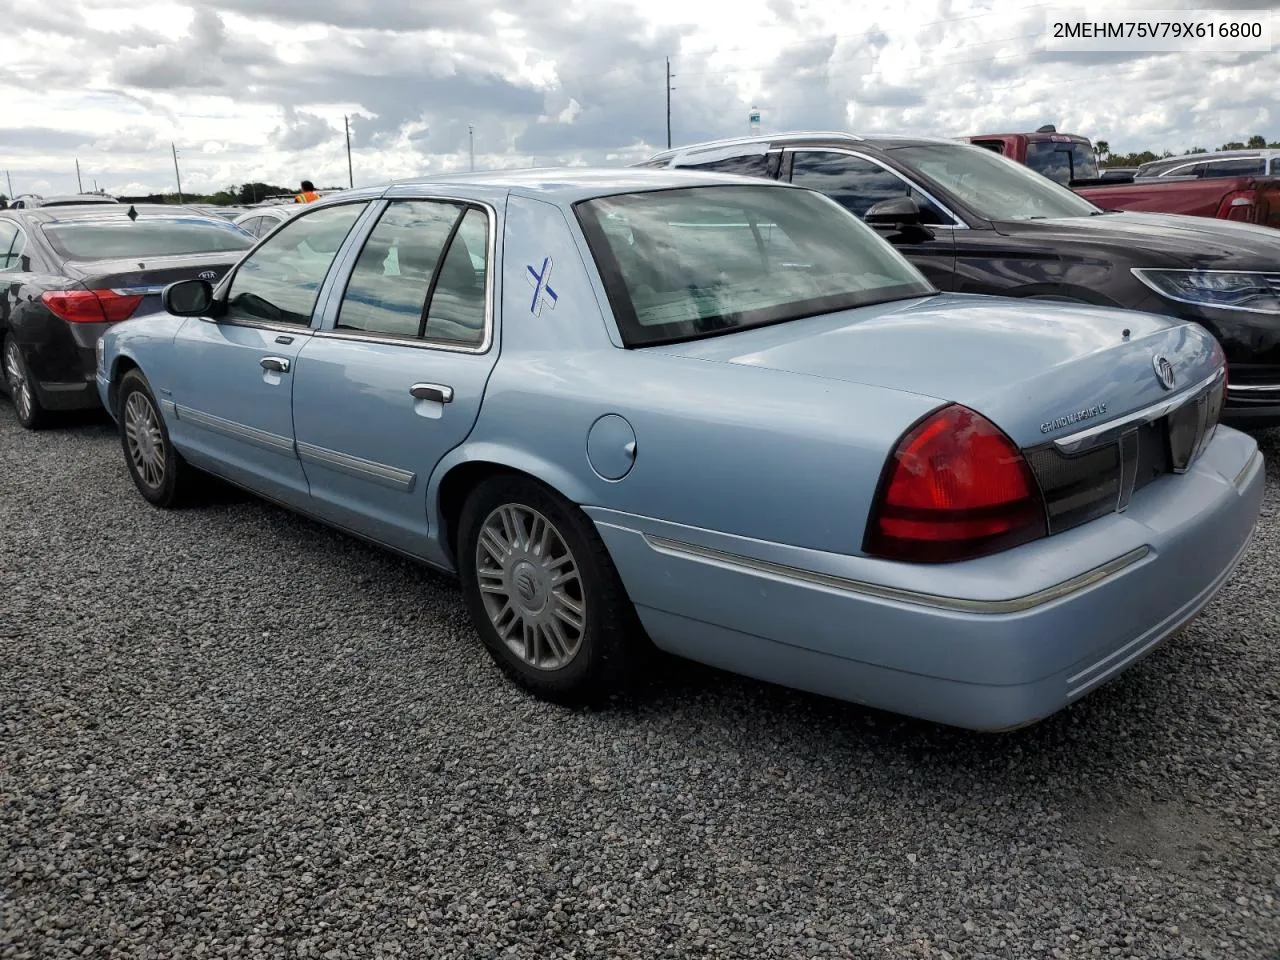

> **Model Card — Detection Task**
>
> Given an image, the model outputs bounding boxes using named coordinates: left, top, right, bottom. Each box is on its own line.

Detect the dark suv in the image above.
left=636, top=132, right=1280, bottom=426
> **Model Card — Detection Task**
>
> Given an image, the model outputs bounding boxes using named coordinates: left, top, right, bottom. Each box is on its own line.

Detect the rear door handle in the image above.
left=410, top=383, right=453, bottom=403
left=260, top=356, right=290, bottom=373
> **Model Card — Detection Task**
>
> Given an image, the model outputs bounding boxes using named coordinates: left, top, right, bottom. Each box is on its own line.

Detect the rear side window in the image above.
left=1272, top=158, right=1280, bottom=176
left=677, top=153, right=774, bottom=178
left=1202, top=158, right=1265, bottom=178
left=42, top=217, right=255, bottom=260
left=0, top=221, right=17, bottom=269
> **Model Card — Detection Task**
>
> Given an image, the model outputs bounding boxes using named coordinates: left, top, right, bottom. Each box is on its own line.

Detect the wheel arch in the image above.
left=431, top=444, right=599, bottom=570
left=107, top=353, right=142, bottom=414
left=1005, top=282, right=1123, bottom=307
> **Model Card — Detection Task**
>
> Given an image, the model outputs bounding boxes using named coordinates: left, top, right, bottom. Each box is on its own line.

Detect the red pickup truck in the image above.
left=965, top=128, right=1280, bottom=229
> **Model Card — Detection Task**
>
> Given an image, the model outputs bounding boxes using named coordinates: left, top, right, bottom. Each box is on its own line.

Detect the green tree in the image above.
left=1094, top=139, right=1110, bottom=160
left=1247, top=134, right=1267, bottom=148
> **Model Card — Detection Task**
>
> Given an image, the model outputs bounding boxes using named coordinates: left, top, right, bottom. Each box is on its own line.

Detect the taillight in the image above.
left=864, top=403, right=1047, bottom=563
left=41, top=289, right=144, bottom=324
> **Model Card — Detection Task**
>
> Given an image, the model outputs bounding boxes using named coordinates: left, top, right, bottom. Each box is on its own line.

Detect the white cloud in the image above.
left=1, top=0, right=1277, bottom=196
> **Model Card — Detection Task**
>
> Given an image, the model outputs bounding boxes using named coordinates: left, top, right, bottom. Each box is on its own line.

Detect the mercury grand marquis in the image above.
left=95, top=169, right=1264, bottom=730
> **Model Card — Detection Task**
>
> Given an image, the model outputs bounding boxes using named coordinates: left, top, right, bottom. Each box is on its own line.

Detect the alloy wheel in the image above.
left=123, top=390, right=166, bottom=489
left=3, top=339, right=33, bottom=423
left=475, top=503, right=587, bottom=671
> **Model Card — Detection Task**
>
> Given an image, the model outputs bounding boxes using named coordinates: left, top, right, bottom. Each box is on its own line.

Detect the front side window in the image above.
left=788, top=151, right=952, bottom=225
left=892, top=143, right=1101, bottom=221
left=225, top=202, right=368, bottom=326
left=41, top=217, right=255, bottom=260
left=1023, top=141, right=1100, bottom=184
left=575, top=183, right=935, bottom=347
left=1272, top=157, right=1280, bottom=176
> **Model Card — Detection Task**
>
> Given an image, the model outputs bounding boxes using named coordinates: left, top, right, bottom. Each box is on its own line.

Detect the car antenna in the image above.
left=127, top=204, right=138, bottom=221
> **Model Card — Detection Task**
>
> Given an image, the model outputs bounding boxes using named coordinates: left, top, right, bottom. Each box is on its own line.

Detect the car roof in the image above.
left=297, top=167, right=807, bottom=208
left=11, top=204, right=230, bottom=224
left=637, top=132, right=961, bottom=166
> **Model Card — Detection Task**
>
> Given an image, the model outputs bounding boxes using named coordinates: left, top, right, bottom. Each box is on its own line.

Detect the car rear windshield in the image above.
left=1024, top=140, right=1100, bottom=184
left=41, top=217, right=255, bottom=260
left=574, top=184, right=935, bottom=347
left=894, top=143, right=1102, bottom=221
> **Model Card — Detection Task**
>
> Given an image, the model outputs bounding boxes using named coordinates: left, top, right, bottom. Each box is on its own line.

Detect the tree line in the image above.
left=1095, top=134, right=1280, bottom=168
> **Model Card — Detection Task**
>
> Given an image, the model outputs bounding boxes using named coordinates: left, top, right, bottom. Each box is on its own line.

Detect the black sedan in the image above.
left=0, top=204, right=254, bottom=428
left=638, top=134, right=1280, bottom=426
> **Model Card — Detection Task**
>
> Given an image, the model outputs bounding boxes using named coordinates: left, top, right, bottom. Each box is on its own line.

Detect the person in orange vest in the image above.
left=294, top=180, right=320, bottom=203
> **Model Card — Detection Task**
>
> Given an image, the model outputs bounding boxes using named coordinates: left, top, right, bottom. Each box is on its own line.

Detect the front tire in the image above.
left=457, top=474, right=645, bottom=705
left=3, top=334, right=47, bottom=430
left=117, top=369, right=195, bottom=508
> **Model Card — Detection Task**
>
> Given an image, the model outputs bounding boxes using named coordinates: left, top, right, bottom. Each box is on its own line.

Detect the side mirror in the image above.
left=864, top=196, right=924, bottom=225
left=163, top=278, right=214, bottom=316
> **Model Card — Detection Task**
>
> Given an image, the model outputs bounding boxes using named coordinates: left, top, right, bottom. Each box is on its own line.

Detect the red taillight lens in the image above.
left=864, top=403, right=1047, bottom=564
left=41, top=289, right=144, bottom=324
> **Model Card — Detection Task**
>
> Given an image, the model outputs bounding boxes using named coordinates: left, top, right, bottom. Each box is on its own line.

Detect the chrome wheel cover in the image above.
left=3, top=339, right=33, bottom=423
left=475, top=503, right=586, bottom=671
left=123, top=390, right=166, bottom=489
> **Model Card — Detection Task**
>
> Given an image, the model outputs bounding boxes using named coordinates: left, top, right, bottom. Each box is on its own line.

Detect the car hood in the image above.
left=993, top=210, right=1280, bottom=270
left=648, top=293, right=1222, bottom=448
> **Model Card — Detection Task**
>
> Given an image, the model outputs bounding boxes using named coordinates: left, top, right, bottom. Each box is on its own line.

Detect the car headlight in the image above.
left=1132, top=268, right=1280, bottom=314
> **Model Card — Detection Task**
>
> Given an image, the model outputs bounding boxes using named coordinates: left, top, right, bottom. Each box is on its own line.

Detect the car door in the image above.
left=166, top=200, right=373, bottom=507
left=290, top=197, right=498, bottom=558
left=784, top=148, right=958, bottom=290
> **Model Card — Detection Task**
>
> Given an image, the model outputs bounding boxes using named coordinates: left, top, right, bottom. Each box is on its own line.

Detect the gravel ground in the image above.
left=1, top=405, right=1278, bottom=960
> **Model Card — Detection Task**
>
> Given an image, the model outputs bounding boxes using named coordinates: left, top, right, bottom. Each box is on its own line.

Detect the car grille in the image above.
left=1022, top=369, right=1226, bottom=536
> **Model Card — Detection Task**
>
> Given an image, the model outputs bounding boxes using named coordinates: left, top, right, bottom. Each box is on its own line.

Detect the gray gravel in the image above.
left=1, top=405, right=1278, bottom=960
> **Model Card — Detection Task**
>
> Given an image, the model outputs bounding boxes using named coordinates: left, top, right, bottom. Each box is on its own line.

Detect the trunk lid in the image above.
left=63, top=252, right=241, bottom=318
left=649, top=292, right=1223, bottom=449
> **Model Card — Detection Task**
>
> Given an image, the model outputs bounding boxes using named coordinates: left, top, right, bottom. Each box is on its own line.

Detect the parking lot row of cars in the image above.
left=0, top=132, right=1271, bottom=730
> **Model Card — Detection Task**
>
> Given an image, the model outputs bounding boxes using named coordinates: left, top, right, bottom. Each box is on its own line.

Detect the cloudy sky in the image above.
left=2, top=0, right=1276, bottom=197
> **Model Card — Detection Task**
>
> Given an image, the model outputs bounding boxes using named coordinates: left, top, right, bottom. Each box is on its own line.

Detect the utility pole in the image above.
left=171, top=142, right=184, bottom=203
left=469, top=124, right=475, bottom=172
left=5, top=169, right=13, bottom=198
left=75, top=158, right=83, bottom=193
left=665, top=57, right=673, bottom=148
left=344, top=115, right=354, bottom=189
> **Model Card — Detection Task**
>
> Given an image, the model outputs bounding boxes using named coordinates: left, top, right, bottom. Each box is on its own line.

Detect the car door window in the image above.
left=678, top=153, right=774, bottom=178
left=336, top=200, right=463, bottom=338
left=0, top=222, right=17, bottom=269
left=224, top=202, right=368, bottom=326
left=1272, top=157, right=1280, bottom=176
left=1203, top=158, right=1265, bottom=178
left=238, top=216, right=265, bottom=237
left=422, top=207, right=489, bottom=347
left=789, top=151, right=952, bottom=225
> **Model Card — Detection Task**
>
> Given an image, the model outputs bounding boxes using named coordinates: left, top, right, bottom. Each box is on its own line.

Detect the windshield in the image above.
left=1024, top=140, right=1100, bottom=184
left=42, top=217, right=254, bottom=260
left=575, top=184, right=935, bottom=347
left=893, top=143, right=1102, bottom=221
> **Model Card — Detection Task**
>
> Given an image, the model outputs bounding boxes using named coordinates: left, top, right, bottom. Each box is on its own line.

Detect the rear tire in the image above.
left=116, top=369, right=197, bottom=508
left=3, top=334, right=48, bottom=430
left=457, top=474, right=646, bottom=705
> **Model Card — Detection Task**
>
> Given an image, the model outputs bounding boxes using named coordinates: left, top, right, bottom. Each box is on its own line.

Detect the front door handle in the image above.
left=260, top=356, right=290, bottom=373
left=410, top=383, right=453, bottom=404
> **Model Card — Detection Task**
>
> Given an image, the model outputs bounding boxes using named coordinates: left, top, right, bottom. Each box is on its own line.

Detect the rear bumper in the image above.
left=588, top=426, right=1264, bottom=731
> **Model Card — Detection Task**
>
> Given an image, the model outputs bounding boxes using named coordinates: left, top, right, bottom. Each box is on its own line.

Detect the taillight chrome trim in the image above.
left=1050, top=367, right=1224, bottom=456
left=643, top=533, right=1150, bottom=615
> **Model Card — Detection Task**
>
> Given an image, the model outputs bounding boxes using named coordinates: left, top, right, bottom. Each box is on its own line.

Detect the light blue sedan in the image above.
left=95, top=169, right=1264, bottom=730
